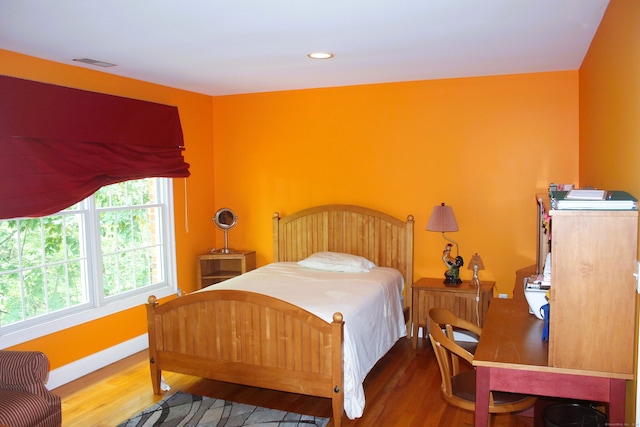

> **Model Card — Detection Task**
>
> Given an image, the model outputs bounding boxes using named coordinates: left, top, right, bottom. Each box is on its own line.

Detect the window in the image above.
left=0, top=178, right=177, bottom=344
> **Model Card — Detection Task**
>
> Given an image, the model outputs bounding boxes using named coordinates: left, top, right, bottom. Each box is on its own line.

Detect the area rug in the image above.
left=117, top=391, right=330, bottom=427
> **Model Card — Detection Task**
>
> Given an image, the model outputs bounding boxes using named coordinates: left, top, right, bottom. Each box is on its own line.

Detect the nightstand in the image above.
left=411, top=277, right=494, bottom=349
left=196, top=250, right=256, bottom=288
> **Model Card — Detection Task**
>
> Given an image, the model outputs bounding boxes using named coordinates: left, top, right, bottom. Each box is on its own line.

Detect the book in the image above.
left=550, top=190, right=638, bottom=210
left=565, top=189, right=606, bottom=200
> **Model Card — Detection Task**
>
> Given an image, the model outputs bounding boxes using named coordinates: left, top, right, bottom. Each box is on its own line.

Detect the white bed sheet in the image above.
left=202, top=262, right=407, bottom=419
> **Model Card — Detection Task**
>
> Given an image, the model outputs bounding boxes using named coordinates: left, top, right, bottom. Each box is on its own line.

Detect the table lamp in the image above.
left=467, top=252, right=485, bottom=287
left=426, top=203, right=464, bottom=285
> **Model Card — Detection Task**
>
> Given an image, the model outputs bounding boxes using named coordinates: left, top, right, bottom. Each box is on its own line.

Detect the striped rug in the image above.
left=117, top=391, right=330, bottom=427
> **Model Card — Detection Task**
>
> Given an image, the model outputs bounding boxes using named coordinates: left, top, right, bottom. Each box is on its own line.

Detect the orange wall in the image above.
left=1, top=49, right=580, bottom=371
left=0, top=49, right=216, bottom=369
left=578, top=0, right=640, bottom=420
left=579, top=0, right=640, bottom=197
left=212, top=73, right=579, bottom=295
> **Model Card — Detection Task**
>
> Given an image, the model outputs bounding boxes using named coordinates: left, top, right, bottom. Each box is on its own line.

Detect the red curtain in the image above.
left=0, top=76, right=190, bottom=219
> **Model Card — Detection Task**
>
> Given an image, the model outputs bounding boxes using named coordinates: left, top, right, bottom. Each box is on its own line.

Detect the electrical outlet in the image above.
left=498, top=293, right=508, bottom=299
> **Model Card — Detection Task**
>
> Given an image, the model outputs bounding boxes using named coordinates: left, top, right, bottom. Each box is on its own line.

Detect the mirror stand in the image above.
left=211, top=208, right=238, bottom=254
left=219, top=229, right=232, bottom=254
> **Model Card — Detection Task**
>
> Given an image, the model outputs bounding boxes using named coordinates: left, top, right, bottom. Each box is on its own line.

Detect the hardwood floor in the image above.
left=53, top=337, right=534, bottom=427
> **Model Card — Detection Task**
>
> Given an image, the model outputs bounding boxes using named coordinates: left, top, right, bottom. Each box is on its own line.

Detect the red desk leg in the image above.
left=475, top=366, right=491, bottom=427
left=609, top=378, right=627, bottom=425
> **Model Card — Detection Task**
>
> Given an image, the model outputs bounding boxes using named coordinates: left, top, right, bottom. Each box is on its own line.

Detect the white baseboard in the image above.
left=47, top=334, right=148, bottom=390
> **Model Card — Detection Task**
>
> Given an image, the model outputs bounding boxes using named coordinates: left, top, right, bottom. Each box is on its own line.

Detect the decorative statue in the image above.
left=442, top=243, right=464, bottom=285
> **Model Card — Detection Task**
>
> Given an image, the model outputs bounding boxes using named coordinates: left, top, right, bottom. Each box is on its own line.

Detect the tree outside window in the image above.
left=0, top=178, right=175, bottom=333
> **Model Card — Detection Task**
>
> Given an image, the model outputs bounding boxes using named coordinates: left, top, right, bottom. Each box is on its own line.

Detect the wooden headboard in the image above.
left=272, top=204, right=414, bottom=306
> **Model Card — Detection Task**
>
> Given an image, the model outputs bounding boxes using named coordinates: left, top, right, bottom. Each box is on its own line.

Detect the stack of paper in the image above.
left=550, top=190, right=637, bottom=210
left=565, top=189, right=606, bottom=200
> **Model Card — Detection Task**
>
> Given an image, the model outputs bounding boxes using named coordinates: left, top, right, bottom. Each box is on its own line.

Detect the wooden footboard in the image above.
left=146, top=290, right=345, bottom=426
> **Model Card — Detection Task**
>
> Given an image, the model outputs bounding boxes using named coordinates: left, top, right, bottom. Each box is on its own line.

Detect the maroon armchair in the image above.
left=0, top=351, right=61, bottom=427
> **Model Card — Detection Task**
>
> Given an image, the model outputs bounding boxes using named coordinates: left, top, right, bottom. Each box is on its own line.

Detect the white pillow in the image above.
left=297, top=251, right=376, bottom=273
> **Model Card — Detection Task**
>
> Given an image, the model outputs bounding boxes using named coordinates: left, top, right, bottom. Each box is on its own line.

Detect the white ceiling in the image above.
left=0, top=0, right=609, bottom=96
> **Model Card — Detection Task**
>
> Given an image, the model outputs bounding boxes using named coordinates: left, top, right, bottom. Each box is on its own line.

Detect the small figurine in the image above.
left=442, top=243, right=464, bottom=285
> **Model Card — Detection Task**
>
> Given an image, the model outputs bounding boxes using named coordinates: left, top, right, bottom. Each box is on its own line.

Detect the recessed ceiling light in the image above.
left=307, top=52, right=334, bottom=60
left=73, top=58, right=117, bottom=68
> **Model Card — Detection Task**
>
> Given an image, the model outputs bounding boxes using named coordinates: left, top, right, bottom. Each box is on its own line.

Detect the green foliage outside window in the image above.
left=0, top=178, right=165, bottom=328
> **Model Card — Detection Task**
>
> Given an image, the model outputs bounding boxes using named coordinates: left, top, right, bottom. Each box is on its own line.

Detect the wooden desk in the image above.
left=411, top=277, right=494, bottom=349
left=472, top=299, right=630, bottom=427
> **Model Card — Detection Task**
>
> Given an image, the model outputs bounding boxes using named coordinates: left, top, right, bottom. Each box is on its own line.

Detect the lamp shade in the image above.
left=426, top=203, right=459, bottom=232
left=468, top=253, right=485, bottom=271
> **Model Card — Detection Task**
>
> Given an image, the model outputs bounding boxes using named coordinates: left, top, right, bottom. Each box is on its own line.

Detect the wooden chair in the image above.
left=429, top=307, right=482, bottom=372
left=427, top=308, right=536, bottom=418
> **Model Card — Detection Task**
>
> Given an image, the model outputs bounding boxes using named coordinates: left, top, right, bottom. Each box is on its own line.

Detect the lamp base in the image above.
left=444, top=267, right=462, bottom=286
left=443, top=271, right=462, bottom=286
left=443, top=278, right=462, bottom=287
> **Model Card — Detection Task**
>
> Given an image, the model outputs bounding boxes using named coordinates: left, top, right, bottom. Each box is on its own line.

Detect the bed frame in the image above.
left=146, top=204, right=414, bottom=426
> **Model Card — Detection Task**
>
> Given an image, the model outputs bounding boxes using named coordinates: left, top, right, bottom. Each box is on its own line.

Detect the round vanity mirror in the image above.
left=211, top=208, right=237, bottom=253
left=213, top=208, right=237, bottom=230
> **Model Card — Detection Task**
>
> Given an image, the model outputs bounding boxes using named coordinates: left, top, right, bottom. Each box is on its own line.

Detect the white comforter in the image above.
left=202, top=262, right=407, bottom=419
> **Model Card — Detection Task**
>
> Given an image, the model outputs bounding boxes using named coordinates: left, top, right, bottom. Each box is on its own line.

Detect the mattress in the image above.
left=203, top=262, right=407, bottom=419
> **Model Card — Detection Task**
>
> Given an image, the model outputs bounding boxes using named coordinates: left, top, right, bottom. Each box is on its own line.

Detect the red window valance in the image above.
left=0, top=75, right=190, bottom=219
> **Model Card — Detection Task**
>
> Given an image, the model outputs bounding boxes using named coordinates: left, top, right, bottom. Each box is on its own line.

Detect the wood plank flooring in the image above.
left=53, top=337, right=534, bottom=427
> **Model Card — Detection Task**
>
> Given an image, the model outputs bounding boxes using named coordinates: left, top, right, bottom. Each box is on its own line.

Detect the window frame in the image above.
left=0, top=178, right=178, bottom=347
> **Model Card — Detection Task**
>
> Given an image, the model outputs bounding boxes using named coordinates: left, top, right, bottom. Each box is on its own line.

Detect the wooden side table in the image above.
left=411, top=277, right=494, bottom=349
left=196, top=250, right=256, bottom=288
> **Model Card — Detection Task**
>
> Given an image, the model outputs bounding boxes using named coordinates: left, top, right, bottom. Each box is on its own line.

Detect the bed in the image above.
left=146, top=204, right=414, bottom=426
